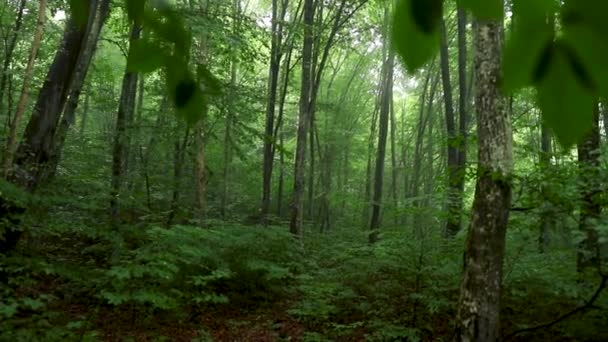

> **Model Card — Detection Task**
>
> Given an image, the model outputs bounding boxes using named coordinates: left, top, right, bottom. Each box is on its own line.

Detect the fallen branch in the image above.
left=502, top=274, right=608, bottom=341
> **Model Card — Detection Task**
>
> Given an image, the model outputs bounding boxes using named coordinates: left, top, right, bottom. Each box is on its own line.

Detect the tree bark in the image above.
left=289, top=0, right=315, bottom=238
left=369, top=47, right=394, bottom=244
left=10, top=3, right=92, bottom=191
left=456, top=10, right=512, bottom=341
left=110, top=24, right=141, bottom=224
left=261, top=0, right=287, bottom=220
left=439, top=17, right=460, bottom=237
left=0, top=0, right=26, bottom=124
left=3, top=0, right=48, bottom=178
left=454, top=4, right=468, bottom=236
left=47, top=0, right=111, bottom=180
left=576, top=103, right=601, bottom=271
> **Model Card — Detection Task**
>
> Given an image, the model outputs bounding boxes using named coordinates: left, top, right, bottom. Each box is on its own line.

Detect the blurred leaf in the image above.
left=537, top=44, right=595, bottom=148
left=126, top=40, right=166, bottom=73
left=392, top=0, right=440, bottom=72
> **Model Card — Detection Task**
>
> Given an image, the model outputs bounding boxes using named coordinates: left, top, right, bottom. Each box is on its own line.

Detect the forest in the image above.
left=0, top=0, right=607, bottom=340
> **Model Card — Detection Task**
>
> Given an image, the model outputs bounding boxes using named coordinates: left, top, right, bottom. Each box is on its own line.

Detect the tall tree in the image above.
left=0, top=0, right=26, bottom=123
left=439, top=16, right=459, bottom=237
left=290, top=0, right=315, bottom=238
left=110, top=24, right=141, bottom=223
left=3, top=0, right=48, bottom=177
left=369, top=47, right=395, bottom=243
left=576, top=103, right=601, bottom=271
left=261, top=0, right=288, bottom=221
left=456, top=6, right=512, bottom=340
left=454, top=4, right=468, bottom=236
left=48, top=0, right=112, bottom=179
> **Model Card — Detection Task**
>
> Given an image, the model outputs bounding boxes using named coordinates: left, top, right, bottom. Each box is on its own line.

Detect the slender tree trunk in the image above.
left=456, top=11, right=512, bottom=341
left=0, top=0, right=26, bottom=121
left=369, top=48, right=394, bottom=243
left=221, top=0, right=240, bottom=218
left=440, top=17, right=459, bottom=237
left=539, top=119, right=552, bottom=253
left=290, top=0, right=315, bottom=238
left=110, top=24, right=141, bottom=224
left=454, top=4, right=468, bottom=236
left=261, top=0, right=287, bottom=220
left=80, top=86, right=90, bottom=136
left=3, top=0, right=48, bottom=177
left=194, top=0, right=209, bottom=223
left=168, top=126, right=190, bottom=226
left=576, top=103, right=601, bottom=271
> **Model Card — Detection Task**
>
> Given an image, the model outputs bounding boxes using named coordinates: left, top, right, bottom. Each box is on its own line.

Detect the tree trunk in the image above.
left=79, top=86, right=90, bottom=136
left=454, top=5, right=469, bottom=236
left=194, top=0, right=209, bottom=223
left=47, top=0, right=111, bottom=180
left=10, top=4, right=93, bottom=191
left=369, top=48, right=394, bottom=243
left=440, top=17, right=460, bottom=237
left=3, top=0, right=48, bottom=177
left=576, top=103, right=601, bottom=272
left=110, top=24, right=141, bottom=224
left=539, top=120, right=552, bottom=253
left=456, top=10, right=512, bottom=341
left=289, top=0, right=315, bottom=238
left=261, top=0, right=287, bottom=220
left=0, top=0, right=26, bottom=123
left=221, top=0, right=240, bottom=218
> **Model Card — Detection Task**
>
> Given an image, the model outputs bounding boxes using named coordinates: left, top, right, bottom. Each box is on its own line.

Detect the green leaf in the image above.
left=537, top=45, right=595, bottom=148
left=126, top=40, right=167, bottom=73
left=391, top=0, right=441, bottom=72
left=563, top=25, right=608, bottom=97
left=166, top=62, right=207, bottom=126
left=460, top=0, right=503, bottom=19
left=68, top=0, right=89, bottom=28
left=502, top=18, right=553, bottom=92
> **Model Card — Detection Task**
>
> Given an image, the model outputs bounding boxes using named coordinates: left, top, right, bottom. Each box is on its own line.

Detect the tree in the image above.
left=576, top=103, right=601, bottom=271
left=261, top=0, right=288, bottom=221
left=456, top=8, right=512, bottom=340
left=369, top=3, right=395, bottom=243
left=110, top=24, right=141, bottom=224
left=3, top=0, right=48, bottom=177
left=290, top=0, right=315, bottom=238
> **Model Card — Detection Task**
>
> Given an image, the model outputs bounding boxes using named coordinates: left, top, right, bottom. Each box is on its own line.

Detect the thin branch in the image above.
left=503, top=274, right=608, bottom=341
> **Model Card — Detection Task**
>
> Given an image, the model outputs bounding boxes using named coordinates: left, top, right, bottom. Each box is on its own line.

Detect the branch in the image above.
left=503, top=274, right=608, bottom=341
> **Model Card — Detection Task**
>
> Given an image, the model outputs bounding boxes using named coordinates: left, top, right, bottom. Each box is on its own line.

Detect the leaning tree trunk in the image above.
left=3, top=0, right=48, bottom=178
left=110, top=24, right=141, bottom=224
left=456, top=8, right=512, bottom=341
left=9, top=0, right=102, bottom=191
left=47, top=0, right=111, bottom=180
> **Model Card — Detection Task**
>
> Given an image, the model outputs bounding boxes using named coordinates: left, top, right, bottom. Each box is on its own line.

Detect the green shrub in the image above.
left=99, top=224, right=302, bottom=313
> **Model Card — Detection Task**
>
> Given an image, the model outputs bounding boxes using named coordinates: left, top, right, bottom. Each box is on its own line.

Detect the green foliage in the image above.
left=392, top=0, right=441, bottom=72
left=100, top=224, right=301, bottom=312
left=392, top=0, right=608, bottom=147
